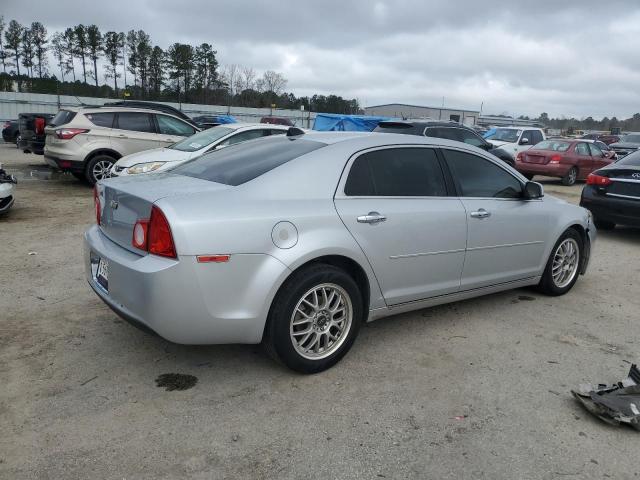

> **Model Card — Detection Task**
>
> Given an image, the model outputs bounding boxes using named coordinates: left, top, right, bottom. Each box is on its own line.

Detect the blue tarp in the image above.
left=211, top=115, right=237, bottom=124
left=312, top=113, right=392, bottom=132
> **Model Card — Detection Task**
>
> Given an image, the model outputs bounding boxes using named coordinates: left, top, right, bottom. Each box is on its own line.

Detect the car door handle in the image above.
left=470, top=209, right=491, bottom=219
left=357, top=212, right=387, bottom=224
left=117, top=134, right=128, bottom=139
left=164, top=138, right=176, bottom=142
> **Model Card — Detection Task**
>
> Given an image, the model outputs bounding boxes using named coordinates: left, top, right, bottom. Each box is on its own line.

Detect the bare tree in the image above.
left=240, top=66, right=256, bottom=91
left=261, top=70, right=287, bottom=95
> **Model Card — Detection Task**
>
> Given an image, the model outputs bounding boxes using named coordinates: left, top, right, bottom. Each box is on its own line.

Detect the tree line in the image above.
left=0, top=16, right=360, bottom=114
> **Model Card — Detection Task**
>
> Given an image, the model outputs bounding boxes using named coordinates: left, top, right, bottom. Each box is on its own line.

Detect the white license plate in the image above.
left=96, top=257, right=109, bottom=290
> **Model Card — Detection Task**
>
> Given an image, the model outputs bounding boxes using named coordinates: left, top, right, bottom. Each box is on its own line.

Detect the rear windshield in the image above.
left=374, top=123, right=424, bottom=136
left=50, top=110, right=77, bottom=127
left=616, top=151, right=640, bottom=166
left=169, top=127, right=233, bottom=152
left=532, top=140, right=571, bottom=152
left=173, top=136, right=326, bottom=185
left=621, top=134, right=640, bottom=143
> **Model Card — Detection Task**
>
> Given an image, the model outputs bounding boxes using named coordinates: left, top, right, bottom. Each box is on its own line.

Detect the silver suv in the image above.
left=44, top=106, right=199, bottom=184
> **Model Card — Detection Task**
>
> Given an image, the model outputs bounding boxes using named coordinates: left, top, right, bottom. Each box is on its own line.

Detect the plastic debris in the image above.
left=572, top=364, right=640, bottom=430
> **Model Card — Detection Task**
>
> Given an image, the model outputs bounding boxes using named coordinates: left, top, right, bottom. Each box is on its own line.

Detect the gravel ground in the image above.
left=1, top=142, right=639, bottom=479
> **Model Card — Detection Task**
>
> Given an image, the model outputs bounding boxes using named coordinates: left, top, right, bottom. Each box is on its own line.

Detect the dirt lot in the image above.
left=1, top=141, right=639, bottom=479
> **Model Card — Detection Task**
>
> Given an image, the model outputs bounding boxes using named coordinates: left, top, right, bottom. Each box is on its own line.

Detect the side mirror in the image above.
left=524, top=181, right=544, bottom=199
left=519, top=137, right=530, bottom=145
left=481, top=142, right=493, bottom=151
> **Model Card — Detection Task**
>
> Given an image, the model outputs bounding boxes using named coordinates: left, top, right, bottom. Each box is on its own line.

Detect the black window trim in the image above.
left=337, top=144, right=455, bottom=199
left=423, top=125, right=489, bottom=149
left=439, top=146, right=534, bottom=201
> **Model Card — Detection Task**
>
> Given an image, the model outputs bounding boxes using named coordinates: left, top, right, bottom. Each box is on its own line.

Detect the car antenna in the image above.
left=287, top=127, right=305, bottom=137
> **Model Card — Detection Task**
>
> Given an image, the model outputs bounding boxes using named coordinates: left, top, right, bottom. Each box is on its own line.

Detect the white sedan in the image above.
left=110, top=123, right=289, bottom=176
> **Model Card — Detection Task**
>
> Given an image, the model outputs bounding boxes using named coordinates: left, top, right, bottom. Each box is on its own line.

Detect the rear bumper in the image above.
left=515, top=161, right=571, bottom=178
left=84, top=225, right=290, bottom=344
left=44, top=154, right=85, bottom=172
left=580, top=186, right=640, bottom=227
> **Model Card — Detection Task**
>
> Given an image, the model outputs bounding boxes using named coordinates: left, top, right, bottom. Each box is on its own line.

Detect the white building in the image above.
left=363, top=103, right=480, bottom=126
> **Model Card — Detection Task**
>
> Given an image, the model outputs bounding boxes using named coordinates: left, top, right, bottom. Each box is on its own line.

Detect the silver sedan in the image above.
left=85, top=131, right=595, bottom=373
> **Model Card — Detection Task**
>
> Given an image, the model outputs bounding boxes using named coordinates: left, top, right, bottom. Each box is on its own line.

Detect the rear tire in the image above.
left=561, top=167, right=578, bottom=186
left=85, top=154, right=115, bottom=185
left=264, top=264, right=363, bottom=374
left=594, top=219, right=615, bottom=230
left=537, top=229, right=583, bottom=296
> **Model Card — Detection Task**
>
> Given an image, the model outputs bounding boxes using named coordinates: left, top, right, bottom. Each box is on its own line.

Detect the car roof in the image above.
left=219, top=122, right=290, bottom=131
left=378, top=120, right=472, bottom=129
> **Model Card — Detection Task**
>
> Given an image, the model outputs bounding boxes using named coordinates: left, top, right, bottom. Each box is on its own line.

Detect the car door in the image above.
left=514, top=130, right=536, bottom=155
left=155, top=114, right=197, bottom=146
left=574, top=142, right=593, bottom=179
left=334, top=146, right=467, bottom=305
left=588, top=142, right=611, bottom=171
left=112, top=112, right=159, bottom=156
left=441, top=148, right=550, bottom=290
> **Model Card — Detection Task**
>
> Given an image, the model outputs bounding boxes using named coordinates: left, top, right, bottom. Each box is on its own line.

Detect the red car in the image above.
left=515, top=139, right=614, bottom=186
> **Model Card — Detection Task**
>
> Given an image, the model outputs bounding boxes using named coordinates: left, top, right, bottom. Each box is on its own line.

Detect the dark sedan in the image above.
left=580, top=151, right=640, bottom=229
left=2, top=120, right=19, bottom=144
left=608, top=134, right=640, bottom=159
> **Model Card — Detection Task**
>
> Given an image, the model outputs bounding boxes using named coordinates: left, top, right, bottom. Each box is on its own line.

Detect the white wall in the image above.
left=0, top=92, right=316, bottom=127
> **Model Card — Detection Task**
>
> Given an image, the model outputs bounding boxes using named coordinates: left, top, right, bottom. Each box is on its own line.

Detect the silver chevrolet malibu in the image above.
left=85, top=130, right=595, bottom=373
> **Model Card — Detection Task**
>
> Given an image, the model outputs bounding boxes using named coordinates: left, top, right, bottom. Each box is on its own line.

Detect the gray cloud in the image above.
left=2, top=0, right=640, bottom=118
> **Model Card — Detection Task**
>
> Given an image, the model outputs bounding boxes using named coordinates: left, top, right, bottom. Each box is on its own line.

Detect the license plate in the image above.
left=96, top=257, right=109, bottom=290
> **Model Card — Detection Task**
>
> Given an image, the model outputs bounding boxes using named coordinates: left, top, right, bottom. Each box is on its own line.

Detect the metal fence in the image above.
left=0, top=92, right=317, bottom=128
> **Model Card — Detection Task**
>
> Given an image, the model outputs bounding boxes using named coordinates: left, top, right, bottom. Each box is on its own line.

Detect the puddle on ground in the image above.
left=155, top=373, right=198, bottom=391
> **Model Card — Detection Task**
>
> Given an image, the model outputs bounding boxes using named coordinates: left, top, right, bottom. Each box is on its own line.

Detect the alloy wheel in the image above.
left=551, top=238, right=579, bottom=288
left=93, top=160, right=113, bottom=181
left=289, top=283, right=353, bottom=360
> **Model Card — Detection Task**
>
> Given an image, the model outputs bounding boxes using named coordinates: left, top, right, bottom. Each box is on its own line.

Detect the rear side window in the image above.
left=173, top=136, right=325, bottom=186
left=116, top=112, right=154, bottom=133
left=50, top=110, right=77, bottom=127
left=345, top=148, right=447, bottom=197
left=443, top=149, right=523, bottom=199
left=531, top=130, right=544, bottom=144
left=85, top=112, right=114, bottom=128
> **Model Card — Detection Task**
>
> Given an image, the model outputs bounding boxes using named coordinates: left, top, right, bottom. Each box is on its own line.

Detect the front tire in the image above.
left=537, top=229, right=583, bottom=296
left=562, top=167, right=578, bottom=186
left=85, top=154, right=115, bottom=185
left=264, top=264, right=363, bottom=373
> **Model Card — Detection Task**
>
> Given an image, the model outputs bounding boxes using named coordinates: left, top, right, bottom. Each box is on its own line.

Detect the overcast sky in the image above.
left=3, top=0, right=640, bottom=119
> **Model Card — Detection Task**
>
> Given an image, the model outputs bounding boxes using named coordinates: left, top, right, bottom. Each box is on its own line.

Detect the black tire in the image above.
left=71, top=171, right=87, bottom=181
left=594, top=219, right=615, bottom=230
left=264, top=264, right=363, bottom=374
left=561, top=167, right=578, bottom=186
left=85, top=154, right=115, bottom=185
left=537, top=229, right=583, bottom=296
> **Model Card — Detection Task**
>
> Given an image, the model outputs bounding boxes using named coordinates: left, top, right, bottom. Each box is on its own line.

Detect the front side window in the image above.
left=521, top=131, right=535, bottom=144
left=531, top=131, right=544, bottom=144
left=169, top=127, right=233, bottom=152
left=485, top=128, right=521, bottom=143
left=344, top=148, right=447, bottom=197
left=116, top=112, right=154, bottom=133
left=443, top=149, right=523, bottom=199
left=156, top=115, right=196, bottom=136
left=588, top=143, right=604, bottom=157
left=575, top=143, right=590, bottom=156
left=458, top=129, right=486, bottom=147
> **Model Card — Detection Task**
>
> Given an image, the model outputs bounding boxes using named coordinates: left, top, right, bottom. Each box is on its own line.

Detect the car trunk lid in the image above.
left=521, top=150, right=551, bottom=164
left=96, top=173, right=230, bottom=254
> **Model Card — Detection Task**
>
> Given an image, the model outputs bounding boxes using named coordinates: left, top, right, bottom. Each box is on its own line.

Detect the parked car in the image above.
left=261, top=116, right=294, bottom=126
left=608, top=134, right=640, bottom=158
left=515, top=139, right=614, bottom=185
left=374, top=120, right=517, bottom=166
left=580, top=133, right=620, bottom=145
left=0, top=163, right=17, bottom=214
left=580, top=150, right=640, bottom=229
left=191, top=115, right=237, bottom=129
left=18, top=112, right=55, bottom=154
left=485, top=127, right=546, bottom=159
left=44, top=106, right=199, bottom=184
left=87, top=131, right=594, bottom=373
left=103, top=101, right=199, bottom=128
left=583, top=139, right=617, bottom=160
left=111, top=123, right=289, bottom=176
left=2, top=120, right=19, bottom=144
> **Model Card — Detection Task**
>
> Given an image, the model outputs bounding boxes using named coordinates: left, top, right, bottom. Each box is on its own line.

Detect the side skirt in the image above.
left=366, top=276, right=541, bottom=322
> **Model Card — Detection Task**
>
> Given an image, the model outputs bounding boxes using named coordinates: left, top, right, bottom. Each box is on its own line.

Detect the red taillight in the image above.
left=55, top=128, right=89, bottom=140
left=516, top=152, right=524, bottom=161
left=35, top=117, right=46, bottom=135
left=148, top=206, right=176, bottom=258
left=549, top=154, right=562, bottom=163
left=586, top=173, right=613, bottom=186
left=93, top=186, right=101, bottom=225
